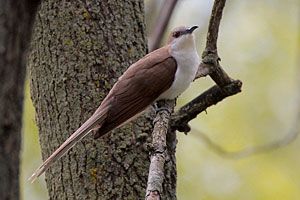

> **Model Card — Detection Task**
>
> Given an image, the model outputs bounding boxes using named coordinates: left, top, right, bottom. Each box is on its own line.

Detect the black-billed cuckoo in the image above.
left=29, top=26, right=200, bottom=182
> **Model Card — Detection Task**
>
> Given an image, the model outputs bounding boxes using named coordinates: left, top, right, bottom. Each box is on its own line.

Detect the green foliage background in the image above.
left=21, top=0, right=300, bottom=199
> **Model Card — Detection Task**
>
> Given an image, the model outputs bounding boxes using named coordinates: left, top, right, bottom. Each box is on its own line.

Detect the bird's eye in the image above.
left=173, top=31, right=180, bottom=38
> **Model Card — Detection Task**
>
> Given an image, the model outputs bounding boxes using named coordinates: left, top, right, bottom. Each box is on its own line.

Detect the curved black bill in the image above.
left=187, top=26, right=199, bottom=34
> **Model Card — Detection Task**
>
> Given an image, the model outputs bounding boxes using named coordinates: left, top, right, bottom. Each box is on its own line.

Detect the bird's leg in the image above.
left=153, top=100, right=172, bottom=114
left=152, top=99, right=175, bottom=124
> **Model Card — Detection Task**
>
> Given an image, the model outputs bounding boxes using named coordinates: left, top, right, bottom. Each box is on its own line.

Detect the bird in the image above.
left=29, top=25, right=200, bottom=182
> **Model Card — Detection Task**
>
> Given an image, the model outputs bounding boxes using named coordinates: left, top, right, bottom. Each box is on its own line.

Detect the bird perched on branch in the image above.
left=29, top=25, right=200, bottom=182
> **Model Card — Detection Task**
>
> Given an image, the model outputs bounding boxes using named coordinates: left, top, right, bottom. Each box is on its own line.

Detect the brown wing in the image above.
left=94, top=48, right=177, bottom=138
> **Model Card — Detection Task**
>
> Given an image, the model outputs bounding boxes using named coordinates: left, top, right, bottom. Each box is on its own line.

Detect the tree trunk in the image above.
left=29, top=1, right=176, bottom=199
left=0, top=1, right=39, bottom=199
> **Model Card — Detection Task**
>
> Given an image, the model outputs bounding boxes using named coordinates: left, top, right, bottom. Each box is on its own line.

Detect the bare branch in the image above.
left=148, top=0, right=178, bottom=52
left=201, top=0, right=232, bottom=87
left=205, top=0, right=226, bottom=53
left=172, top=0, right=242, bottom=132
left=145, top=100, right=175, bottom=200
left=171, top=80, right=242, bottom=133
left=193, top=27, right=300, bottom=158
left=146, top=0, right=242, bottom=197
left=145, top=1, right=179, bottom=198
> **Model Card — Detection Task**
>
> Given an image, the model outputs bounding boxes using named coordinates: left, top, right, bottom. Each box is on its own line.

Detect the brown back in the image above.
left=93, top=46, right=177, bottom=138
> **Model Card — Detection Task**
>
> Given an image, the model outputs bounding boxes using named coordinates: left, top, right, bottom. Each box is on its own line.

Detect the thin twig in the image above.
left=205, top=0, right=226, bottom=53
left=171, top=80, right=242, bottom=132
left=145, top=100, right=175, bottom=200
left=173, top=0, right=242, bottom=132
left=196, top=26, right=300, bottom=158
left=201, top=0, right=232, bottom=87
left=148, top=0, right=178, bottom=52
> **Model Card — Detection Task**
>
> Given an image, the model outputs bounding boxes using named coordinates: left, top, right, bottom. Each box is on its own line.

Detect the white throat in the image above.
left=158, top=35, right=200, bottom=100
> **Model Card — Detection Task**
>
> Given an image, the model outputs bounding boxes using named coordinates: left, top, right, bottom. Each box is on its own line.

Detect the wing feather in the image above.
left=94, top=55, right=177, bottom=138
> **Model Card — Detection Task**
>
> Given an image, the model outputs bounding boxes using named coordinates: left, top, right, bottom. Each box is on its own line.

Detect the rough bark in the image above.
left=0, top=1, right=39, bottom=199
left=29, top=1, right=176, bottom=199
left=146, top=100, right=176, bottom=200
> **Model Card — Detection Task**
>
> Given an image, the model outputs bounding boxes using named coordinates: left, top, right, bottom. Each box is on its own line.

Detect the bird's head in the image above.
left=168, top=26, right=198, bottom=52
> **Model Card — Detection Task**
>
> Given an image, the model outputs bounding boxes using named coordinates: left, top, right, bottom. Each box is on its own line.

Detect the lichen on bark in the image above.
left=29, top=1, right=176, bottom=199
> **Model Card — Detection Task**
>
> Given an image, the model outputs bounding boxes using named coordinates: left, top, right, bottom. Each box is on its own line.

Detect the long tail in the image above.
left=28, top=107, right=109, bottom=183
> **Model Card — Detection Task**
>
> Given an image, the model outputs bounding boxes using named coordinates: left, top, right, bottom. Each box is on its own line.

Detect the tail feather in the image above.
left=28, top=107, right=108, bottom=183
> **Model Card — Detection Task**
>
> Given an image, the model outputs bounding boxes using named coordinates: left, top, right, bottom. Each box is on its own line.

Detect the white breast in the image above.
left=158, top=48, right=200, bottom=100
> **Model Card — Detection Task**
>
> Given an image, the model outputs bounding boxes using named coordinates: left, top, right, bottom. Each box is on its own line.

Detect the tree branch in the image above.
left=170, top=0, right=300, bottom=159
left=200, top=0, right=232, bottom=86
left=146, top=0, right=242, bottom=197
left=172, top=0, right=242, bottom=132
left=145, top=1, right=178, bottom=198
left=171, top=80, right=242, bottom=133
left=205, top=0, right=226, bottom=53
left=145, top=100, right=175, bottom=200
left=148, top=0, right=178, bottom=52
